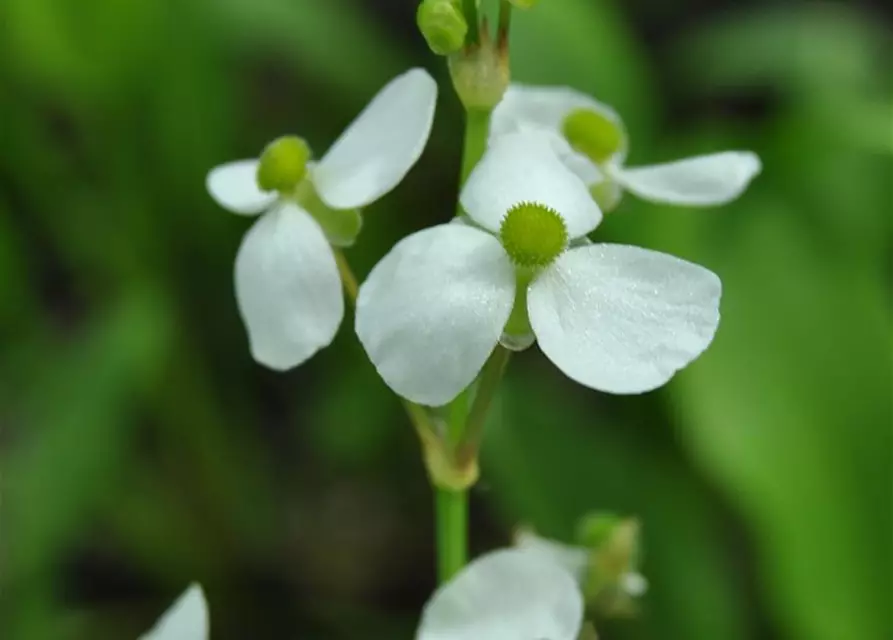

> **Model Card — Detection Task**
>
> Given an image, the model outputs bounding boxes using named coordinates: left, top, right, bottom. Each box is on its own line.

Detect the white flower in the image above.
left=206, top=68, right=437, bottom=370
left=416, top=548, right=584, bottom=640
left=139, top=584, right=208, bottom=640
left=491, top=84, right=761, bottom=209
left=515, top=530, right=648, bottom=599
left=356, top=131, right=722, bottom=407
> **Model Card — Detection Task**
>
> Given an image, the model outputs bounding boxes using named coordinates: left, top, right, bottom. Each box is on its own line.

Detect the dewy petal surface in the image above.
left=235, top=203, right=343, bottom=370
left=460, top=131, right=602, bottom=239
left=314, top=68, right=437, bottom=210
left=139, top=584, right=208, bottom=640
left=416, top=548, right=584, bottom=640
left=611, top=151, right=761, bottom=206
left=528, top=244, right=721, bottom=394
left=355, top=224, right=515, bottom=407
left=206, top=159, right=277, bottom=215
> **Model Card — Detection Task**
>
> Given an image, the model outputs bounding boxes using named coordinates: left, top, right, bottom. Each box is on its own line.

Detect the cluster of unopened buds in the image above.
left=145, top=0, right=761, bottom=637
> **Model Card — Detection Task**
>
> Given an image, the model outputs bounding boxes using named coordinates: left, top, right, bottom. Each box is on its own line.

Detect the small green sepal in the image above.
left=448, top=38, right=509, bottom=110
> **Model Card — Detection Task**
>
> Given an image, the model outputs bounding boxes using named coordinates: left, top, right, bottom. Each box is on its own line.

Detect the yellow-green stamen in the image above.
left=499, top=201, right=568, bottom=268
left=562, top=108, right=623, bottom=165
left=256, top=136, right=311, bottom=193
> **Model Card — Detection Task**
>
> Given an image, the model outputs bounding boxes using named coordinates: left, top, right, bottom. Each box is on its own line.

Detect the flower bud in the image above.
left=256, top=136, right=311, bottom=193
left=562, top=108, right=624, bottom=164
left=576, top=513, right=646, bottom=618
left=417, top=0, right=467, bottom=56
left=449, top=40, right=510, bottom=110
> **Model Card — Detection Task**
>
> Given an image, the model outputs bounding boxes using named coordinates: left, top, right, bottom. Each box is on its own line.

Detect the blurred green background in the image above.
left=1, top=0, right=890, bottom=638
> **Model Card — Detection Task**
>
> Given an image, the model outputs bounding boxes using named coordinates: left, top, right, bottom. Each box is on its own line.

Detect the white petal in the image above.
left=491, top=83, right=628, bottom=165
left=514, top=530, right=589, bottom=584
left=314, top=68, right=437, bottom=210
left=622, top=572, right=649, bottom=597
left=140, top=584, right=208, bottom=640
left=528, top=244, right=721, bottom=394
left=417, top=549, right=584, bottom=640
left=235, top=203, right=343, bottom=370
left=355, top=224, right=514, bottom=407
left=460, top=131, right=602, bottom=239
left=206, top=160, right=276, bottom=215
left=612, top=151, right=761, bottom=206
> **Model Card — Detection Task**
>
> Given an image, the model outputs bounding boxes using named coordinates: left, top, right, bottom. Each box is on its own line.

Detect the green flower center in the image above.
left=499, top=201, right=568, bottom=268
left=561, top=107, right=623, bottom=165
left=256, top=136, right=311, bottom=193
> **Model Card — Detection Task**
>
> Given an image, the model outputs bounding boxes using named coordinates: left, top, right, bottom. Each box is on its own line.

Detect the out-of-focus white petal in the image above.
left=206, top=159, right=276, bottom=215
left=514, top=530, right=589, bottom=584
left=355, top=224, right=514, bottom=407
left=417, top=549, right=584, bottom=640
left=622, top=572, right=649, bottom=597
left=235, top=203, right=343, bottom=370
left=611, top=151, right=761, bottom=206
left=460, top=131, right=602, bottom=239
left=528, top=244, right=721, bottom=394
left=314, top=68, right=438, bottom=210
left=139, top=584, right=208, bottom=640
left=490, top=83, right=628, bottom=161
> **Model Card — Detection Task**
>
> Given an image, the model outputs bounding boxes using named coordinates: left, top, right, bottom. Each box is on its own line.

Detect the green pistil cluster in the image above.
left=256, top=135, right=311, bottom=193
left=562, top=107, right=623, bottom=165
left=499, top=201, right=568, bottom=268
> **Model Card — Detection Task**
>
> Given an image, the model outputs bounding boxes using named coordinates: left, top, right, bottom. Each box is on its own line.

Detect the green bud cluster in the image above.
left=256, top=136, right=311, bottom=193
left=562, top=108, right=623, bottom=165
left=417, top=0, right=467, bottom=55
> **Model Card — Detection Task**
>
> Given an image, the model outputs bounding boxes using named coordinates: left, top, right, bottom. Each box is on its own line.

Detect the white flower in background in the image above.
left=490, top=84, right=761, bottom=211
left=139, top=584, right=208, bottom=640
left=516, top=530, right=648, bottom=600
left=416, top=548, right=584, bottom=640
left=356, top=131, right=722, bottom=407
left=206, top=68, right=437, bottom=370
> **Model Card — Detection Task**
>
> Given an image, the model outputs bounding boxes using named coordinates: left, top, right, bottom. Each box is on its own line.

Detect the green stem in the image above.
left=457, top=345, right=511, bottom=467
left=497, top=0, right=512, bottom=49
left=459, top=108, right=491, bottom=186
left=433, top=105, right=492, bottom=584
left=436, top=486, right=468, bottom=582
left=462, top=0, right=480, bottom=46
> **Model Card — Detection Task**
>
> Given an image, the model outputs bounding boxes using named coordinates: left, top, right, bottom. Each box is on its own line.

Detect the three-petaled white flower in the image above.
left=139, top=584, right=208, bottom=640
left=417, top=548, right=584, bottom=640
left=356, top=131, right=722, bottom=407
left=491, top=84, right=761, bottom=211
left=206, top=68, right=437, bottom=370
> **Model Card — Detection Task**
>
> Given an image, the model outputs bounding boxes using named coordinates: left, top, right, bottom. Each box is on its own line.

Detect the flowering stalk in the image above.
left=434, top=0, right=514, bottom=586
